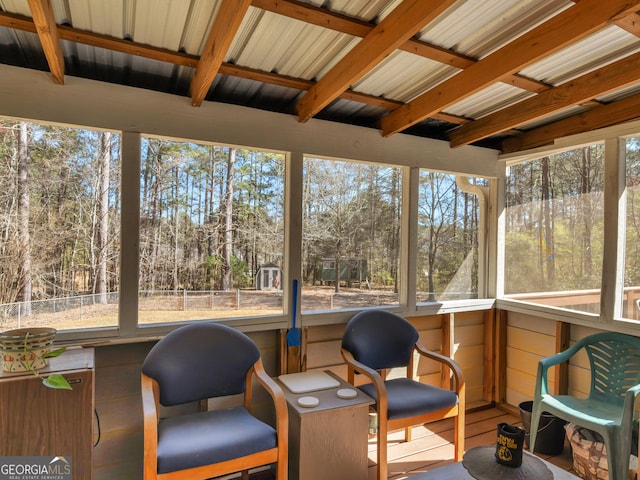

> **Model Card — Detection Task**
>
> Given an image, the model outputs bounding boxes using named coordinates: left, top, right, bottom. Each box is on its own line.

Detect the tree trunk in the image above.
left=96, top=132, right=111, bottom=303
left=541, top=156, right=554, bottom=288
left=17, top=122, right=32, bottom=315
left=222, top=148, right=235, bottom=290
left=173, top=166, right=180, bottom=291
left=581, top=147, right=593, bottom=277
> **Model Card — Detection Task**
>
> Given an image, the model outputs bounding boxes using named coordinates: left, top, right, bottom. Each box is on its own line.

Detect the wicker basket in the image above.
left=566, top=423, right=638, bottom=480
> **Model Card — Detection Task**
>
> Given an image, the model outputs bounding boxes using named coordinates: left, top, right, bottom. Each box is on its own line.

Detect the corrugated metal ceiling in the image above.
left=1, top=0, right=640, bottom=152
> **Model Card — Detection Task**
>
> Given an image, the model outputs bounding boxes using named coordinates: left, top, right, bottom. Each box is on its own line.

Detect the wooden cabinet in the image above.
left=0, top=348, right=95, bottom=480
left=278, top=371, right=373, bottom=480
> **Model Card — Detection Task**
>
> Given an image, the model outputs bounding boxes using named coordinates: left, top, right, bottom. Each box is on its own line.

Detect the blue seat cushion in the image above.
left=359, top=378, right=458, bottom=421
left=157, top=406, right=277, bottom=474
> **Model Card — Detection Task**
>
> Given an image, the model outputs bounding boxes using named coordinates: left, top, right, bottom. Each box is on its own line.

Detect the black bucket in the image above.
left=519, top=401, right=567, bottom=455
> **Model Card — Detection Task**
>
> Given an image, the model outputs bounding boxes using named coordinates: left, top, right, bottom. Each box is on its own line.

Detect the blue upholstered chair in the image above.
left=141, top=323, right=288, bottom=480
left=530, top=332, right=640, bottom=480
left=341, top=310, right=465, bottom=480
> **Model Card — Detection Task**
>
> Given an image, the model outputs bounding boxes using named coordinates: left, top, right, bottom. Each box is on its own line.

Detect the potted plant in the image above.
left=0, top=327, right=71, bottom=389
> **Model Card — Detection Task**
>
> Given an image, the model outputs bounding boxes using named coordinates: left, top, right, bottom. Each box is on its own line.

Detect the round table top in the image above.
left=462, top=446, right=553, bottom=480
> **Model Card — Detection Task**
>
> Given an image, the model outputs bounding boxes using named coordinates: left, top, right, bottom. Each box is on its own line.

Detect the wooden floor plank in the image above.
left=370, top=407, right=574, bottom=479
left=248, top=406, right=576, bottom=479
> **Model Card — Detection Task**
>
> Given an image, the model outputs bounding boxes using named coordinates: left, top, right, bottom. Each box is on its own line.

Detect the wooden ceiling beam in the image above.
left=0, top=11, right=200, bottom=67
left=220, top=63, right=406, bottom=110
left=614, top=12, right=640, bottom=37
left=501, top=93, right=640, bottom=153
left=380, top=0, right=640, bottom=137
left=253, top=0, right=548, bottom=93
left=190, top=0, right=252, bottom=107
left=0, top=11, right=413, bottom=114
left=0, top=11, right=37, bottom=32
left=296, top=0, right=458, bottom=122
left=26, top=0, right=64, bottom=84
left=449, top=50, right=640, bottom=147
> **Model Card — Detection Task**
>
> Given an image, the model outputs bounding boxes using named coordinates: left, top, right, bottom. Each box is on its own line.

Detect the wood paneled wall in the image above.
left=303, top=311, right=492, bottom=408
left=502, top=311, right=601, bottom=410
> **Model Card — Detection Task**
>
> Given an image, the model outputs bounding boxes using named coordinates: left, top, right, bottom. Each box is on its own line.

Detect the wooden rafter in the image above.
left=449, top=50, right=640, bottom=147
left=26, top=0, right=64, bottom=84
left=501, top=93, right=640, bottom=153
left=252, top=0, right=548, bottom=93
left=380, top=0, right=640, bottom=137
left=614, top=12, right=640, bottom=37
left=0, top=11, right=199, bottom=67
left=0, top=11, right=419, bottom=115
left=6, top=0, right=637, bottom=147
left=190, top=0, right=252, bottom=107
left=296, top=0, right=459, bottom=123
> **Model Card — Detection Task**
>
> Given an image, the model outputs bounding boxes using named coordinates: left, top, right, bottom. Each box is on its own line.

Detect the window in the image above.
left=302, top=158, right=401, bottom=312
left=0, top=119, right=121, bottom=330
left=504, top=145, right=604, bottom=314
left=138, top=137, right=285, bottom=324
left=623, top=137, right=640, bottom=321
left=416, top=171, right=483, bottom=302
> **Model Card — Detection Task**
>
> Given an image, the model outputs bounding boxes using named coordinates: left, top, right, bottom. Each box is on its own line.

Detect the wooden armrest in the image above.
left=341, top=348, right=388, bottom=413
left=141, top=373, right=159, bottom=479
left=251, top=358, right=289, bottom=437
left=415, top=342, right=465, bottom=394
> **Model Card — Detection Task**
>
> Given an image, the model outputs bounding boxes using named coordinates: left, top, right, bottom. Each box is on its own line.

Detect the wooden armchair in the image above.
left=141, top=323, right=288, bottom=480
left=341, top=310, right=465, bottom=480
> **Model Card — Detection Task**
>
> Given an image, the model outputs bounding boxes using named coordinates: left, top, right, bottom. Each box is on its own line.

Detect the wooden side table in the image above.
left=0, top=348, right=95, bottom=480
left=278, top=371, right=373, bottom=480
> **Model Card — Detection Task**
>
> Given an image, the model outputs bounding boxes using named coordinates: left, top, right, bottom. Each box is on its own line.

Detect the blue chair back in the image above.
left=142, top=323, right=260, bottom=406
left=341, top=310, right=418, bottom=371
left=582, top=332, right=640, bottom=406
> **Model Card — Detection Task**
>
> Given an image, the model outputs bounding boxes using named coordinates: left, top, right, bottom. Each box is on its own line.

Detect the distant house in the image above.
left=256, top=263, right=282, bottom=290
left=316, top=258, right=367, bottom=287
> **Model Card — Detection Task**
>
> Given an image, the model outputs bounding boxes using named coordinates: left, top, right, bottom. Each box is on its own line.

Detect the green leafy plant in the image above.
left=20, top=336, right=72, bottom=390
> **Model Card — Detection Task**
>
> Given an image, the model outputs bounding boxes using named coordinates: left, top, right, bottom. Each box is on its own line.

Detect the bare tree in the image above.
left=222, top=148, right=235, bottom=290
left=95, top=132, right=111, bottom=303
left=17, top=122, right=32, bottom=315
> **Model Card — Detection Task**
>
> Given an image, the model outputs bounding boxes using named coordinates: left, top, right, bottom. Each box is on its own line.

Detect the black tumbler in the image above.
left=495, top=422, right=526, bottom=467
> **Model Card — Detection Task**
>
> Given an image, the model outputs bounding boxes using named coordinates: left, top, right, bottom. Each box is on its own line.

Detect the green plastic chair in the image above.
left=530, top=332, right=640, bottom=480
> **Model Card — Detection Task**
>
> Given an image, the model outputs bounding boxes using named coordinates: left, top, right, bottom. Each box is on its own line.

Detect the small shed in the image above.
left=256, top=263, right=282, bottom=290
left=316, top=258, right=367, bottom=287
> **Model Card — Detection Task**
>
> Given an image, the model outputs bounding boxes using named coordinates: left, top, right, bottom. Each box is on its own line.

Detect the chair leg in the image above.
left=529, top=404, right=542, bottom=455
left=276, top=453, right=287, bottom=480
left=605, top=433, right=629, bottom=480
left=454, top=411, right=465, bottom=461
left=377, top=420, right=388, bottom=480
left=405, top=426, right=412, bottom=443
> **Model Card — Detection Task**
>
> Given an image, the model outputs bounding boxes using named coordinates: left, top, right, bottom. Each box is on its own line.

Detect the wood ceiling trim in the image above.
left=449, top=50, right=640, bottom=147
left=26, top=0, right=64, bottom=85
left=380, top=0, right=640, bottom=138
left=501, top=93, right=640, bottom=153
left=190, top=0, right=252, bottom=107
left=296, top=0, right=459, bottom=123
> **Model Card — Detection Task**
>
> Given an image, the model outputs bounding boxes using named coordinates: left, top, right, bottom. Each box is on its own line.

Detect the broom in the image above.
left=286, top=279, right=301, bottom=372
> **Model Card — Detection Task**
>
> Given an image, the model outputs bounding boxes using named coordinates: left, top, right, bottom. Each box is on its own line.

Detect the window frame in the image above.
left=497, top=122, right=640, bottom=333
